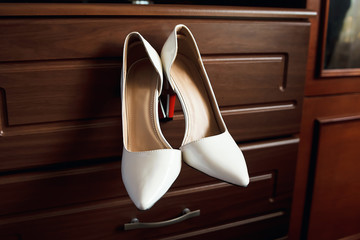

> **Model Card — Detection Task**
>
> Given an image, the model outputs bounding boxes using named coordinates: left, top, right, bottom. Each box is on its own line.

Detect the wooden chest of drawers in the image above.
left=0, top=4, right=314, bottom=240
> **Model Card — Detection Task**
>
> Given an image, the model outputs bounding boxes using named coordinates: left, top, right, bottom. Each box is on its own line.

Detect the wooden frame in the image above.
left=318, top=0, right=360, bottom=77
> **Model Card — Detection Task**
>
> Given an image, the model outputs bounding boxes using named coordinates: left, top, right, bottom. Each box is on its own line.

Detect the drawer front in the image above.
left=0, top=161, right=124, bottom=216
left=0, top=137, right=298, bottom=217
left=0, top=19, right=309, bottom=62
left=161, top=212, right=290, bottom=240
left=0, top=173, right=288, bottom=240
left=0, top=18, right=309, bottom=170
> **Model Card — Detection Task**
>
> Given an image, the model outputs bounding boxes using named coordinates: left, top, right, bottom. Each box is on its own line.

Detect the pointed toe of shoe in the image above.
left=121, top=148, right=181, bottom=210
left=181, top=131, right=249, bottom=187
left=132, top=193, right=157, bottom=211
left=231, top=170, right=250, bottom=187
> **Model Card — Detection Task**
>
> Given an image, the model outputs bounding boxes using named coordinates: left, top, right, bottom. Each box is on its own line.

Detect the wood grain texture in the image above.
left=161, top=212, right=289, bottom=240
left=0, top=4, right=312, bottom=239
left=0, top=3, right=316, bottom=18
left=162, top=107, right=301, bottom=147
left=305, top=117, right=360, bottom=239
left=0, top=18, right=309, bottom=62
left=0, top=161, right=124, bottom=216
left=0, top=119, right=122, bottom=171
left=0, top=137, right=298, bottom=217
left=203, top=54, right=296, bottom=106
left=0, top=175, right=287, bottom=240
left=0, top=17, right=309, bottom=170
left=241, top=137, right=299, bottom=197
left=289, top=94, right=360, bottom=239
left=0, top=60, right=121, bottom=126
left=0, top=53, right=299, bottom=126
left=289, top=1, right=360, bottom=238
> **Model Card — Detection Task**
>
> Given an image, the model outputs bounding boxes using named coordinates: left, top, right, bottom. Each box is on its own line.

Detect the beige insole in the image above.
left=126, top=58, right=168, bottom=152
left=170, top=54, right=221, bottom=144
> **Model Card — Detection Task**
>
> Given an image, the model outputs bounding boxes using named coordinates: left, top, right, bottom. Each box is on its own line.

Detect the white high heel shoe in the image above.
left=161, top=25, right=249, bottom=186
left=121, top=32, right=181, bottom=210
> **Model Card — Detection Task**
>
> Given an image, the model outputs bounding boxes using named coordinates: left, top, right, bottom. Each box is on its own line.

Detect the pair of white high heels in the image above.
left=121, top=24, right=249, bottom=210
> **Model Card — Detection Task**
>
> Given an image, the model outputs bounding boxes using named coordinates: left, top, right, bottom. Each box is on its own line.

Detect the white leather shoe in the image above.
left=121, top=32, right=181, bottom=210
left=161, top=25, right=249, bottom=187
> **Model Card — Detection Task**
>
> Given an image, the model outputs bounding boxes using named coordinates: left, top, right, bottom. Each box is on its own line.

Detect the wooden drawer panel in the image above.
left=168, top=54, right=303, bottom=142
left=0, top=18, right=309, bottom=62
left=224, top=108, right=301, bottom=141
left=0, top=120, right=121, bottom=171
left=0, top=161, right=124, bottom=216
left=0, top=17, right=308, bottom=170
left=0, top=54, right=301, bottom=156
left=0, top=54, right=300, bottom=127
left=162, top=108, right=301, bottom=146
left=162, top=212, right=289, bottom=240
left=0, top=171, right=289, bottom=240
left=0, top=137, right=298, bottom=217
left=0, top=5, right=313, bottom=240
left=0, top=60, right=121, bottom=126
left=242, top=137, right=298, bottom=196
left=205, top=54, right=301, bottom=107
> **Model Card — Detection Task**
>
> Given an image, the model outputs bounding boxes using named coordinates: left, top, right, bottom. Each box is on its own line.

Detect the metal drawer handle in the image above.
left=124, top=208, right=200, bottom=230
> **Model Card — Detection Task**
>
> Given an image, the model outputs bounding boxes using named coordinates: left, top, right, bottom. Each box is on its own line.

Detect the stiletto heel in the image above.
left=121, top=32, right=181, bottom=210
left=161, top=25, right=249, bottom=186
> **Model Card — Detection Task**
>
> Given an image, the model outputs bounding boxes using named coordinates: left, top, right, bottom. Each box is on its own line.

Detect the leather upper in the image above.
left=121, top=32, right=181, bottom=210
left=122, top=147, right=181, bottom=210
left=161, top=24, right=249, bottom=187
left=181, top=131, right=249, bottom=186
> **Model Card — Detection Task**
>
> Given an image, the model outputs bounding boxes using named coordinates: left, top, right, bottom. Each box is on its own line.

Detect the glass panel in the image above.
left=325, top=0, right=360, bottom=69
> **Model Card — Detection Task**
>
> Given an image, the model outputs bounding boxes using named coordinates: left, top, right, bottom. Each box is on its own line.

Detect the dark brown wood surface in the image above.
left=0, top=17, right=309, bottom=171
left=0, top=4, right=313, bottom=240
left=163, top=212, right=289, bottom=240
left=0, top=134, right=298, bottom=239
left=0, top=18, right=309, bottom=62
left=0, top=137, right=298, bottom=217
left=289, top=94, right=360, bottom=239
left=306, top=117, right=360, bottom=239
left=0, top=3, right=316, bottom=18
left=288, top=0, right=360, bottom=238
left=0, top=185, right=288, bottom=240
left=0, top=156, right=293, bottom=240
left=0, top=60, right=121, bottom=125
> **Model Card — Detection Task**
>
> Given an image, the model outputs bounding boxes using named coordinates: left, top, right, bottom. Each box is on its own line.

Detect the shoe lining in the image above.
left=126, top=58, right=168, bottom=152
left=170, top=53, right=222, bottom=145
